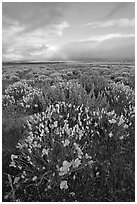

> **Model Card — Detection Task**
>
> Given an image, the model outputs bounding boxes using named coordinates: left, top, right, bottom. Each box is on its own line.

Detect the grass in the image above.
left=2, top=61, right=135, bottom=202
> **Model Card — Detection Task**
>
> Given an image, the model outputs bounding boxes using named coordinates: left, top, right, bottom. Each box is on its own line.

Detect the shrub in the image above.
left=105, top=82, right=135, bottom=115
left=4, top=102, right=134, bottom=201
left=3, top=80, right=43, bottom=112
left=79, top=74, right=108, bottom=97
left=9, top=75, right=20, bottom=82
left=20, top=90, right=48, bottom=114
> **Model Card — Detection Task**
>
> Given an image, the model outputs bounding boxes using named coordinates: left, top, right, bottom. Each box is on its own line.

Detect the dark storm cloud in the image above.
left=102, top=2, right=134, bottom=20
left=2, top=2, right=135, bottom=61
left=2, top=2, right=66, bottom=31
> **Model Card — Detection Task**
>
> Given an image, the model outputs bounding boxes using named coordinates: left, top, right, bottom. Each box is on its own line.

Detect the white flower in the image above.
left=85, top=153, right=92, bottom=159
left=88, top=160, right=94, bottom=166
left=79, top=130, right=83, bottom=140
left=54, top=121, right=58, bottom=127
left=109, top=132, right=113, bottom=137
left=25, top=136, right=33, bottom=143
left=72, top=158, right=81, bottom=168
left=60, top=180, right=68, bottom=190
left=63, top=139, right=70, bottom=147
left=32, top=176, right=37, bottom=181
left=33, top=141, right=37, bottom=147
left=9, top=160, right=16, bottom=167
left=40, top=129, right=44, bottom=137
left=120, top=136, right=124, bottom=140
left=123, top=124, right=128, bottom=129
left=106, top=110, right=115, bottom=116
left=42, top=148, right=49, bottom=156
left=70, top=192, right=75, bottom=196
left=95, top=122, right=98, bottom=127
left=74, top=143, right=83, bottom=158
left=77, top=147, right=83, bottom=158
left=118, top=115, right=125, bottom=126
left=11, top=154, right=18, bottom=160
left=45, top=127, right=49, bottom=133
left=108, top=119, right=116, bottom=124
left=59, top=161, right=71, bottom=176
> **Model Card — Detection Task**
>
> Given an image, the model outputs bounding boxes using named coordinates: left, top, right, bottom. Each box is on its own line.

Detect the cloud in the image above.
left=102, top=2, right=134, bottom=20
left=2, top=44, right=60, bottom=61
left=2, top=15, right=69, bottom=61
left=54, top=21, right=69, bottom=37
left=78, top=33, right=135, bottom=43
left=2, top=3, right=68, bottom=32
left=58, top=33, right=135, bottom=61
left=82, top=18, right=135, bottom=28
left=102, top=2, right=129, bottom=19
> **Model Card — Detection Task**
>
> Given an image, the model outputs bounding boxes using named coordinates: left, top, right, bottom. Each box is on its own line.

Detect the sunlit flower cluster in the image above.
left=9, top=99, right=134, bottom=197
left=20, top=88, right=43, bottom=110
left=3, top=80, right=43, bottom=111
left=105, top=82, right=134, bottom=104
left=3, top=81, right=33, bottom=107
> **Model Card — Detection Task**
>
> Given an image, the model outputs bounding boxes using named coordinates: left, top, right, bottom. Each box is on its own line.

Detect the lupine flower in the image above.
left=60, top=180, right=68, bottom=190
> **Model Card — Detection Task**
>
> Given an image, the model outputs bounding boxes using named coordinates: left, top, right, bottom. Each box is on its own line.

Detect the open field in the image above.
left=2, top=61, right=135, bottom=201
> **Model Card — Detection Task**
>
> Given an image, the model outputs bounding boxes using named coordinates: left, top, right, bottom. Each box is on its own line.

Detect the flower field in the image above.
left=2, top=61, right=135, bottom=201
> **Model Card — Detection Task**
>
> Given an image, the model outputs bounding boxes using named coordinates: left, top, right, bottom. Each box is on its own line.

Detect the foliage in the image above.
left=105, top=82, right=135, bottom=115
left=2, top=62, right=135, bottom=202
left=4, top=101, right=135, bottom=201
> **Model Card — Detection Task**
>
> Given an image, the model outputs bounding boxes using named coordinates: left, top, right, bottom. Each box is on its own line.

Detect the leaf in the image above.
left=13, top=177, right=20, bottom=184
left=32, top=176, right=37, bottom=181
left=8, top=174, right=12, bottom=185
left=4, top=192, right=11, bottom=200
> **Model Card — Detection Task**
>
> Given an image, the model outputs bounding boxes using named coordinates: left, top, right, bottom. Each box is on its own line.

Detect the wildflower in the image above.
left=47, top=185, right=51, bottom=189
left=123, top=124, right=128, bottom=129
left=72, top=158, right=81, bottom=168
left=96, top=172, right=99, bottom=177
left=11, top=154, right=18, bottom=160
left=70, top=192, right=75, bottom=196
left=21, top=175, right=25, bottom=179
left=42, top=148, right=49, bottom=156
left=60, top=180, right=68, bottom=190
left=79, top=129, right=83, bottom=140
left=40, top=129, right=44, bottom=137
left=95, top=122, right=98, bottom=127
left=106, top=110, right=115, bottom=116
left=118, top=115, right=125, bottom=126
left=108, top=119, right=116, bottom=124
left=74, top=143, right=83, bottom=158
left=33, top=141, right=38, bottom=147
left=32, top=176, right=37, bottom=181
left=9, top=160, right=16, bottom=168
left=25, top=136, right=33, bottom=143
left=54, top=121, right=58, bottom=127
left=88, top=160, right=94, bottom=167
left=85, top=153, right=92, bottom=159
left=63, top=139, right=70, bottom=147
left=119, top=136, right=124, bottom=140
left=45, top=127, right=49, bottom=133
left=37, top=144, right=41, bottom=148
left=59, top=161, right=71, bottom=176
left=109, top=132, right=113, bottom=137
left=27, top=156, right=31, bottom=162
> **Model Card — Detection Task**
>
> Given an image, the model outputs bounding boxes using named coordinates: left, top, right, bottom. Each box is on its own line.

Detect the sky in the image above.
left=2, top=2, right=135, bottom=62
